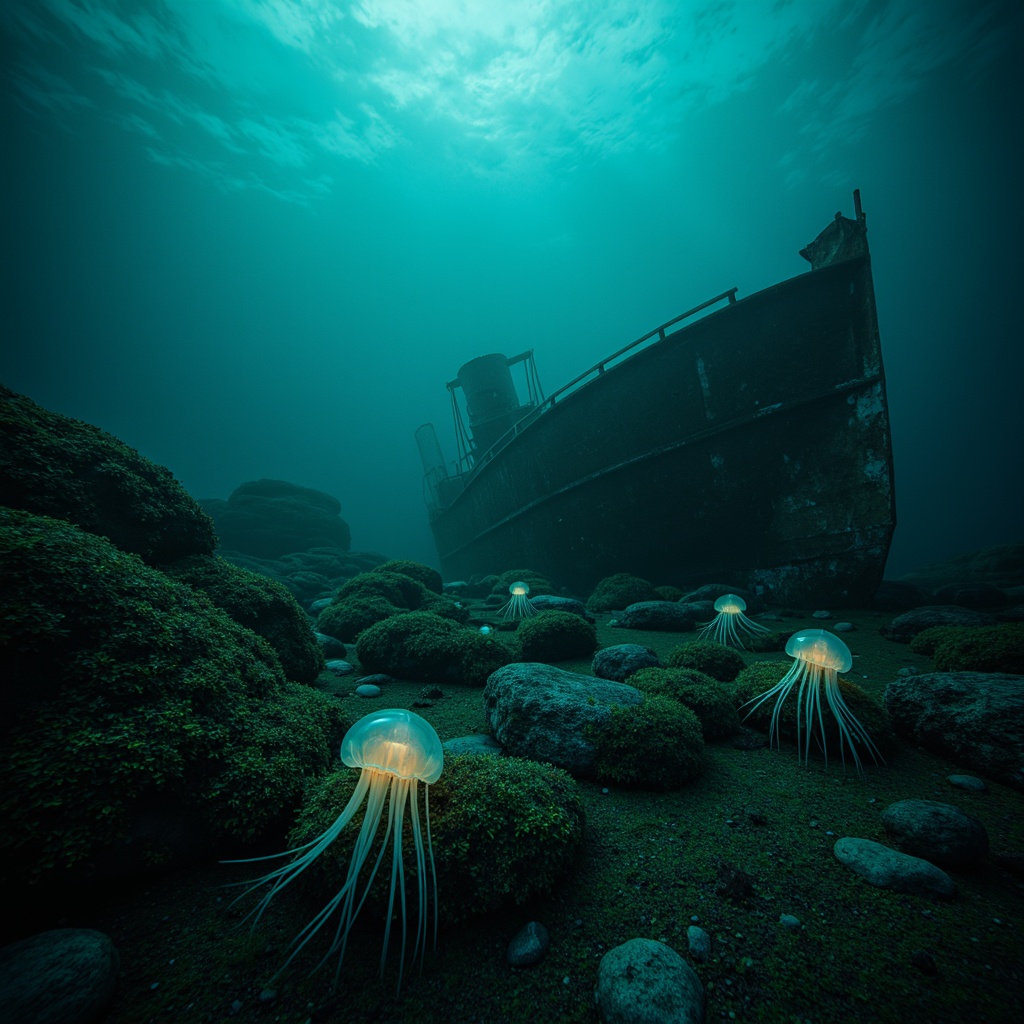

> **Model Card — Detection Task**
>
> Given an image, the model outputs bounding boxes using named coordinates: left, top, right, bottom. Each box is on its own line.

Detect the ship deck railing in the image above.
left=451, top=286, right=738, bottom=486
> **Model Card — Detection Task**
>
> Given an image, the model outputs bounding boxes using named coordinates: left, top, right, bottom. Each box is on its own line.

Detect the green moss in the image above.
left=316, top=594, right=398, bottom=642
left=315, top=570, right=466, bottom=642
left=586, top=573, right=659, bottom=612
left=666, top=639, right=746, bottom=681
left=908, top=625, right=966, bottom=656
left=734, top=662, right=895, bottom=756
left=376, top=559, right=444, bottom=594
left=629, top=667, right=739, bottom=738
left=162, top=554, right=323, bottom=684
left=653, top=584, right=684, bottom=601
left=588, top=694, right=705, bottom=789
left=0, top=508, right=346, bottom=885
left=355, top=612, right=516, bottom=686
left=286, top=753, right=585, bottom=925
left=516, top=610, right=598, bottom=661
left=0, top=384, right=216, bottom=565
left=932, top=622, right=1024, bottom=673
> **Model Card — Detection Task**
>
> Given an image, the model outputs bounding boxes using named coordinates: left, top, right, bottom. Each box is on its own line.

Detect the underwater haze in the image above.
left=2, top=0, right=1022, bottom=577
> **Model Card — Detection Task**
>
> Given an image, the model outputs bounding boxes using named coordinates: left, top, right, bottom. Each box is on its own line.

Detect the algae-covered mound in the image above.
left=316, top=567, right=464, bottom=642
left=355, top=611, right=516, bottom=686
left=161, top=554, right=324, bottom=684
left=0, top=508, right=345, bottom=886
left=286, top=753, right=585, bottom=926
left=586, top=573, right=659, bottom=613
left=0, top=384, right=215, bottom=565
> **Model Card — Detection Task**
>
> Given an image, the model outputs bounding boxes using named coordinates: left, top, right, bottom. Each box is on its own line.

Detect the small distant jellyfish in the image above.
left=499, top=581, right=537, bottom=622
left=479, top=625, right=492, bottom=636
left=740, top=628, right=883, bottom=774
left=697, top=594, right=771, bottom=649
left=224, top=708, right=443, bottom=993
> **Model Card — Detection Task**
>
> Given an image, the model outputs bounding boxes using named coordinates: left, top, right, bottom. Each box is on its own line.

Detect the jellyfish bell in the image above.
left=343, top=707, right=443, bottom=782
left=714, top=594, right=746, bottom=615
left=224, top=709, right=443, bottom=994
left=785, top=628, right=852, bottom=673
left=510, top=581, right=529, bottom=597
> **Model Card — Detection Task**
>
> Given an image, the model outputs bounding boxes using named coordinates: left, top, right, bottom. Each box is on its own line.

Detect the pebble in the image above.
left=687, top=925, right=711, bottom=962
left=355, top=683, right=381, bottom=698
left=507, top=922, right=550, bottom=967
left=325, top=659, right=355, bottom=676
left=948, top=774, right=987, bottom=792
left=779, top=914, right=801, bottom=930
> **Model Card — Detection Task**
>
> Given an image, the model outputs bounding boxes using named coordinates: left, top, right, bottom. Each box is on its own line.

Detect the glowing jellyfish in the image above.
left=739, top=628, right=883, bottom=773
left=696, top=594, right=772, bottom=649
left=225, top=708, right=443, bottom=993
left=499, top=581, right=537, bottom=622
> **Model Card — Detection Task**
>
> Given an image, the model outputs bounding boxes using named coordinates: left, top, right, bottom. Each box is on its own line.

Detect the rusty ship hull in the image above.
left=418, top=197, right=896, bottom=605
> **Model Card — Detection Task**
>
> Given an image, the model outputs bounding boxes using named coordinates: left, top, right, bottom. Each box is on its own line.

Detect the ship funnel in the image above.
left=453, top=352, right=541, bottom=458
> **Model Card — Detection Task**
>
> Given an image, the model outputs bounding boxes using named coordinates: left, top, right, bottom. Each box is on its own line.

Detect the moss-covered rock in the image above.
left=355, top=612, right=516, bottom=686
left=586, top=573, right=659, bottom=613
left=588, top=694, right=705, bottom=788
left=161, top=554, right=323, bottom=684
left=932, top=623, right=1024, bottom=674
left=376, top=559, right=444, bottom=594
left=0, top=385, right=215, bottom=565
left=629, top=667, right=739, bottom=739
left=516, top=610, right=598, bottom=661
left=734, top=661, right=895, bottom=757
left=0, top=508, right=346, bottom=886
left=908, top=625, right=966, bottom=656
left=316, top=570, right=466, bottom=642
left=284, top=753, right=585, bottom=927
left=666, top=640, right=746, bottom=682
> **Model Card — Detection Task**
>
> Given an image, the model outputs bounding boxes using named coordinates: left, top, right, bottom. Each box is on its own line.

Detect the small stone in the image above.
left=948, top=774, right=987, bottom=792
left=834, top=621, right=854, bottom=632
left=812, top=610, right=831, bottom=619
left=779, top=914, right=801, bottom=930
left=687, top=925, right=711, bottom=962
left=507, top=922, right=550, bottom=967
left=325, top=659, right=355, bottom=676
left=355, top=683, right=381, bottom=698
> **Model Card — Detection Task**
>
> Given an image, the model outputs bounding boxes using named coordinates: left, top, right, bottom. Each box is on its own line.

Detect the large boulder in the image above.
left=880, top=799, right=989, bottom=868
left=483, top=663, right=705, bottom=787
left=0, top=508, right=345, bottom=887
left=0, top=928, right=119, bottom=1024
left=483, top=663, right=645, bottom=777
left=595, top=938, right=705, bottom=1024
left=0, top=384, right=215, bottom=565
left=880, top=605, right=997, bottom=643
left=201, top=479, right=351, bottom=559
left=883, top=672, right=1024, bottom=790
